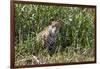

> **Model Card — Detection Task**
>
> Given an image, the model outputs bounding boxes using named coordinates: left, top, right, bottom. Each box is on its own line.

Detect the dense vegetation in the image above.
left=15, top=3, right=95, bottom=66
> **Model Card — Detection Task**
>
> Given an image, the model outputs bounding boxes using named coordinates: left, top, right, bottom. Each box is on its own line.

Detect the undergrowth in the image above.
left=15, top=3, right=95, bottom=66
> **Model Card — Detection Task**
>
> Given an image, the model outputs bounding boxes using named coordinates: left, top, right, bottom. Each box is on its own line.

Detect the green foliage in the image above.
left=15, top=3, right=95, bottom=66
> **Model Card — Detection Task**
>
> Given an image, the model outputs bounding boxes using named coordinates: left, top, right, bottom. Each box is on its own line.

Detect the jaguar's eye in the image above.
left=52, top=25, right=55, bottom=28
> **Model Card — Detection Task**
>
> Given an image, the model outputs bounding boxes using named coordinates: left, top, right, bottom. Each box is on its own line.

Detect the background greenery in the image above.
left=15, top=3, right=95, bottom=66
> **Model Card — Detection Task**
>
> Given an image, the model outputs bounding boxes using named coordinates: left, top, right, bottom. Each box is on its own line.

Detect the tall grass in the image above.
left=15, top=3, right=95, bottom=66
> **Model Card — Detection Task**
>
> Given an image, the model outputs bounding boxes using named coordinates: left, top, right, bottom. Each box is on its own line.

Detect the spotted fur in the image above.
left=36, top=21, right=60, bottom=56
